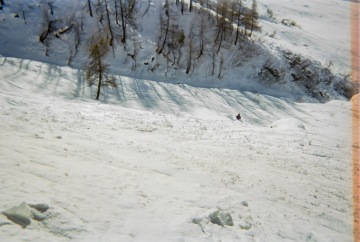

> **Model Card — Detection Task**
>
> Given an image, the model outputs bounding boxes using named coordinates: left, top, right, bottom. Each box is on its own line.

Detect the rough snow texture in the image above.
left=0, top=56, right=353, bottom=241
left=0, top=0, right=356, bottom=241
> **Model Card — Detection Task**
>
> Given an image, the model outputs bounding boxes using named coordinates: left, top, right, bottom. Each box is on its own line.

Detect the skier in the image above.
left=236, top=113, right=242, bottom=121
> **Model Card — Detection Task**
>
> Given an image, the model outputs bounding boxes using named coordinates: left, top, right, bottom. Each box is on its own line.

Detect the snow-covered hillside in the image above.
left=0, top=0, right=355, bottom=101
left=0, top=0, right=357, bottom=241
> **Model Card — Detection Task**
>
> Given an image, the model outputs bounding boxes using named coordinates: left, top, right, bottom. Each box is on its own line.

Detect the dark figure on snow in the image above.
left=236, top=113, right=241, bottom=121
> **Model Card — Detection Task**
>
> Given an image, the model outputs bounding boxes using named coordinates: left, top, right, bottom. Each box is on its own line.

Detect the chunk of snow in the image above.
left=29, top=203, right=50, bottom=213
left=209, top=210, right=234, bottom=227
left=2, top=202, right=32, bottom=228
left=239, top=221, right=252, bottom=230
left=270, top=118, right=306, bottom=130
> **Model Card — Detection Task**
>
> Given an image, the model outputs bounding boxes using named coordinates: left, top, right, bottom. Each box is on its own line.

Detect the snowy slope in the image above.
left=0, top=0, right=357, bottom=241
left=257, top=0, right=351, bottom=74
left=0, top=56, right=354, bottom=241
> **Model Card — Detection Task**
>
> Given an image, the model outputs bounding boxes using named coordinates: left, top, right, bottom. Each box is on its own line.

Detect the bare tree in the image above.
left=96, top=0, right=104, bottom=24
left=211, top=49, right=216, bottom=75
left=186, top=24, right=194, bottom=74
left=104, top=0, right=114, bottom=48
left=214, top=0, right=229, bottom=54
left=125, top=0, right=138, bottom=34
left=244, top=0, right=259, bottom=37
left=168, top=24, right=184, bottom=66
left=197, top=3, right=206, bottom=59
left=127, top=0, right=136, bottom=16
left=119, top=0, right=126, bottom=43
left=87, top=0, right=93, bottom=17
left=114, top=0, right=119, bottom=25
left=156, top=0, right=170, bottom=54
left=141, top=0, right=151, bottom=18
left=68, top=18, right=82, bottom=65
left=39, top=1, right=54, bottom=55
left=218, top=54, right=224, bottom=78
left=85, top=33, right=116, bottom=100
left=249, top=0, right=259, bottom=37
left=48, top=0, right=54, bottom=15
left=234, top=0, right=243, bottom=45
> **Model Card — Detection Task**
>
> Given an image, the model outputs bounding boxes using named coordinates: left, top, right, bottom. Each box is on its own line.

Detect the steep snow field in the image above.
left=0, top=0, right=357, bottom=241
left=258, top=0, right=351, bottom=74
left=0, top=57, right=354, bottom=241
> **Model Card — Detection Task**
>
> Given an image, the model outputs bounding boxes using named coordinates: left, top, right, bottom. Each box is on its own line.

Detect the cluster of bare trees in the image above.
left=39, top=0, right=138, bottom=59
left=35, top=0, right=260, bottom=99
left=37, top=0, right=139, bottom=99
left=214, top=0, right=259, bottom=49
left=93, top=0, right=137, bottom=45
left=155, top=0, right=260, bottom=77
left=83, top=0, right=138, bottom=99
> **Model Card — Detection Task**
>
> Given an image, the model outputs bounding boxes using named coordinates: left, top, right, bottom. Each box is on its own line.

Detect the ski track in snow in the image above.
left=0, top=57, right=354, bottom=241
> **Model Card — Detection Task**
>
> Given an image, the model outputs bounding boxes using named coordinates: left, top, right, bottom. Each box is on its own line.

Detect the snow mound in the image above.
left=2, top=202, right=32, bottom=228
left=2, top=202, right=50, bottom=228
left=270, top=118, right=306, bottom=130
left=208, top=210, right=234, bottom=227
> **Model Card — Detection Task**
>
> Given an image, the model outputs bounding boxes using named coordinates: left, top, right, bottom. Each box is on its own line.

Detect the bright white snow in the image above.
left=258, top=0, right=352, bottom=74
left=0, top=56, right=354, bottom=241
left=0, top=0, right=356, bottom=241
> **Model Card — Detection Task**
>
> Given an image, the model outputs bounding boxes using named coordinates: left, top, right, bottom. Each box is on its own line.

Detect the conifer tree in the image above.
left=85, top=33, right=116, bottom=100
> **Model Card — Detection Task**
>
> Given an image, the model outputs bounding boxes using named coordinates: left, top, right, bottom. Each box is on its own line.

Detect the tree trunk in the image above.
left=48, top=2, right=54, bottom=15
left=114, top=0, right=119, bottom=25
left=128, top=0, right=136, bottom=16
left=88, top=0, right=93, bottom=17
left=40, top=21, right=52, bottom=43
left=157, top=1, right=169, bottom=54
left=234, top=1, right=242, bottom=45
left=96, top=56, right=102, bottom=100
left=197, top=9, right=204, bottom=59
left=250, top=14, right=254, bottom=37
left=249, top=0, right=257, bottom=37
left=104, top=0, right=114, bottom=47
left=97, top=0, right=104, bottom=24
left=120, top=0, right=126, bottom=43
left=186, top=37, right=192, bottom=74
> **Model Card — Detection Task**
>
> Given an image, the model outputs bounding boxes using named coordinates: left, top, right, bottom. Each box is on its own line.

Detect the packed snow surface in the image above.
left=0, top=56, right=353, bottom=241
left=0, top=0, right=356, bottom=241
